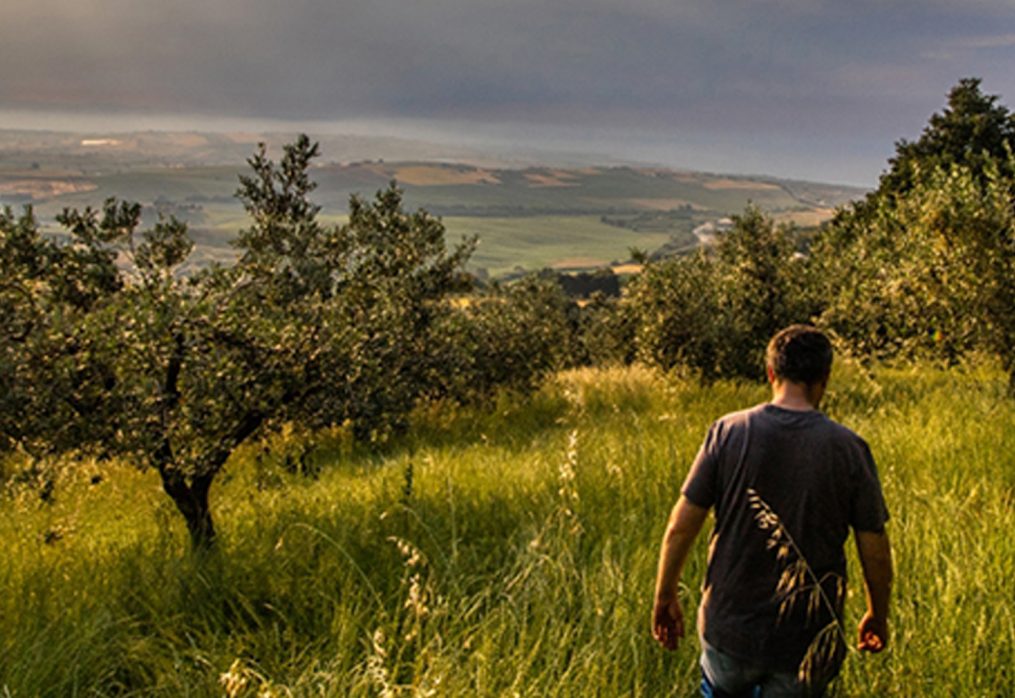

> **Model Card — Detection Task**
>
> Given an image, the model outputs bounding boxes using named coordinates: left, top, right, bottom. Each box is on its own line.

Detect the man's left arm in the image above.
left=855, top=528, right=893, bottom=652
left=652, top=495, right=709, bottom=651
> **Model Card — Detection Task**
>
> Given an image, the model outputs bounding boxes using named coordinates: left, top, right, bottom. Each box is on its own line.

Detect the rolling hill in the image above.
left=0, top=130, right=867, bottom=276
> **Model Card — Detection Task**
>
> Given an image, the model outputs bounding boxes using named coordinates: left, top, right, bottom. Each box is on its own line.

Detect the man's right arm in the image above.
left=652, top=495, right=709, bottom=650
left=855, top=529, right=893, bottom=652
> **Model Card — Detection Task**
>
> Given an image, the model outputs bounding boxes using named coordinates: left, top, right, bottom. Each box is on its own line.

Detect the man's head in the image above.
left=765, top=325, right=833, bottom=389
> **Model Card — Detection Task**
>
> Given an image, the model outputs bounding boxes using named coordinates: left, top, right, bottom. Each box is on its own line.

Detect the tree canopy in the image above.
left=814, top=79, right=1015, bottom=389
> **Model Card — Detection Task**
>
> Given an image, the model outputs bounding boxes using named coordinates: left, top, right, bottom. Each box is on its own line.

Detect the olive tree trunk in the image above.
left=158, top=468, right=217, bottom=549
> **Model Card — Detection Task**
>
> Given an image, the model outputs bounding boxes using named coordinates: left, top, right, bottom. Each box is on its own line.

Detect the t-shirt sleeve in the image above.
left=849, top=439, right=890, bottom=533
left=681, top=422, right=721, bottom=509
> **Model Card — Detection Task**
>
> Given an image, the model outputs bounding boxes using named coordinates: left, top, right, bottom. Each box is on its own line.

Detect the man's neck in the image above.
left=770, top=381, right=820, bottom=411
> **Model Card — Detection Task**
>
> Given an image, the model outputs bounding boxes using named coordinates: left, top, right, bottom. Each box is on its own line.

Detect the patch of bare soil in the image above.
left=703, top=178, right=781, bottom=191
left=551, top=257, right=610, bottom=270
left=0, top=178, right=97, bottom=200
left=772, top=208, right=836, bottom=226
left=393, top=165, right=500, bottom=186
left=524, top=170, right=580, bottom=187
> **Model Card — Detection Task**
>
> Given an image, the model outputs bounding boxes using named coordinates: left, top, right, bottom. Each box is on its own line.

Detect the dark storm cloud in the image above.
left=4, top=0, right=1015, bottom=182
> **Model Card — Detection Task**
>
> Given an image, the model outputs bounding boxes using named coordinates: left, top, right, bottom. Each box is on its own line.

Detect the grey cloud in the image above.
left=3, top=0, right=1015, bottom=183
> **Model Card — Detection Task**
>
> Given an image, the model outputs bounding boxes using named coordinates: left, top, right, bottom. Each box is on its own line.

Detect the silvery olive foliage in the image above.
left=815, top=158, right=1015, bottom=388
left=431, top=274, right=581, bottom=400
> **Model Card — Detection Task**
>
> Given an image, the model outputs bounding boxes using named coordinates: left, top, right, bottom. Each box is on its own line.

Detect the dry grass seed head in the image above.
left=797, top=622, right=845, bottom=688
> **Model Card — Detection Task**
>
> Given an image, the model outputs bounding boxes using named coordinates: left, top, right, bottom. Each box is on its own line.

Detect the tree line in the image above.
left=2, top=79, right=1013, bottom=548
left=614, top=78, right=1013, bottom=388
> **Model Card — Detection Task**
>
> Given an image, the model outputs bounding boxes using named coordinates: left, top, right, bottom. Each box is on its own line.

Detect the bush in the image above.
left=430, top=275, right=582, bottom=401
left=626, top=206, right=815, bottom=380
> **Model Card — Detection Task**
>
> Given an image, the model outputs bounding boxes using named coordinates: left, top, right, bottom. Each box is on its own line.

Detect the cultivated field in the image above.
left=2, top=362, right=1012, bottom=696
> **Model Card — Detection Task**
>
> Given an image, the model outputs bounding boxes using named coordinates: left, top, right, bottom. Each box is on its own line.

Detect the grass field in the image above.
left=2, top=361, right=1012, bottom=696
left=21, top=180, right=720, bottom=276
left=163, top=212, right=660, bottom=276
left=441, top=216, right=677, bottom=275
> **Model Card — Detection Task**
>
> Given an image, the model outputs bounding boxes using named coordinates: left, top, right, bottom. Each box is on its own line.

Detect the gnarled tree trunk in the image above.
left=158, top=468, right=216, bottom=549
left=151, top=330, right=218, bottom=549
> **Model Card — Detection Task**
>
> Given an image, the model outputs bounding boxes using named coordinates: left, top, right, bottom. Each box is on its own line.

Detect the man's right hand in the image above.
left=857, top=610, right=888, bottom=652
left=652, top=496, right=708, bottom=652
left=652, top=595, right=684, bottom=651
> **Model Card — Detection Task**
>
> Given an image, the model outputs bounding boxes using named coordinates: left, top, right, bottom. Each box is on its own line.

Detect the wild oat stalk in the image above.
left=556, top=429, right=583, bottom=534
left=219, top=658, right=293, bottom=698
left=747, top=488, right=848, bottom=687
left=367, top=536, right=445, bottom=696
left=365, top=628, right=396, bottom=698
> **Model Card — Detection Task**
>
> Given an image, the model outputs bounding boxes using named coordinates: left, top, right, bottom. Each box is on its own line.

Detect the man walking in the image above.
left=652, top=325, right=893, bottom=697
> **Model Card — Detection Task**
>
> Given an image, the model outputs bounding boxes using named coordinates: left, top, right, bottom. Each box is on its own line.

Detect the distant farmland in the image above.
left=0, top=130, right=867, bottom=277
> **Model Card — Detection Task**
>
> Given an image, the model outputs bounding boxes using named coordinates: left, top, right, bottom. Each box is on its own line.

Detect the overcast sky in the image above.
left=3, top=0, right=1015, bottom=184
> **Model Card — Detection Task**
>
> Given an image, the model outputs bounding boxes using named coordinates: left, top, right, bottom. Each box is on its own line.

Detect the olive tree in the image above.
left=815, top=79, right=1015, bottom=389
left=1, top=136, right=474, bottom=548
left=430, top=274, right=580, bottom=400
left=1, top=201, right=141, bottom=463
left=817, top=157, right=1015, bottom=390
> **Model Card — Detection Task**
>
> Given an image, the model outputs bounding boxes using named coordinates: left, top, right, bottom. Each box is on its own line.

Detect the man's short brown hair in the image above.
left=765, top=325, right=833, bottom=386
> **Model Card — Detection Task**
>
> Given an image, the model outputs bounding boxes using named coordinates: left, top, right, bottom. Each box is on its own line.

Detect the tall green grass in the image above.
left=1, top=362, right=1012, bottom=696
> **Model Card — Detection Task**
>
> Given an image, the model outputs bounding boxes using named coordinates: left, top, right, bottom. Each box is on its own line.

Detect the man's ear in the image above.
left=766, top=364, right=776, bottom=385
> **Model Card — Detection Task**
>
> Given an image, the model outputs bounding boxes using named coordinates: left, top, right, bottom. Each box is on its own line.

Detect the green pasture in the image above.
left=442, top=216, right=678, bottom=275
left=183, top=212, right=687, bottom=277
left=187, top=212, right=687, bottom=275
left=2, top=362, right=1013, bottom=696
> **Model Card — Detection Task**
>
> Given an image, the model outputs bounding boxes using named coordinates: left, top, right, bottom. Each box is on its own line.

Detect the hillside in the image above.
left=2, top=364, right=1012, bottom=695
left=0, top=130, right=867, bottom=276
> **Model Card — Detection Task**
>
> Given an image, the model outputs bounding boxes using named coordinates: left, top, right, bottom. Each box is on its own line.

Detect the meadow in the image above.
left=2, top=361, right=1013, bottom=696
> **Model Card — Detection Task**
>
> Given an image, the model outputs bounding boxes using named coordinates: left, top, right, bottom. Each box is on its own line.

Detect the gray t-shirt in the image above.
left=682, top=403, right=889, bottom=670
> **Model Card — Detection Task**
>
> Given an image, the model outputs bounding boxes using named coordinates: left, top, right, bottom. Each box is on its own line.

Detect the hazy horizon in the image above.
left=5, top=0, right=1015, bottom=187
left=0, top=107, right=899, bottom=188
